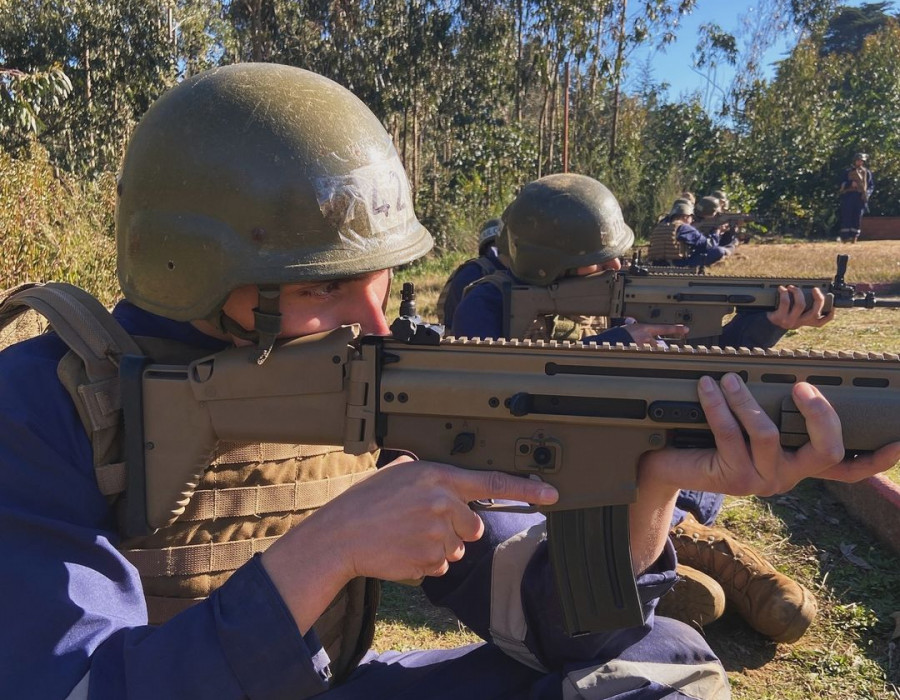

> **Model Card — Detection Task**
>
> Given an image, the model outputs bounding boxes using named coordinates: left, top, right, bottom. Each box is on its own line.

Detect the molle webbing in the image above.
left=470, top=272, right=608, bottom=341
left=177, top=468, right=371, bottom=522
left=120, top=444, right=377, bottom=604
left=120, top=442, right=380, bottom=682
left=647, top=221, right=684, bottom=263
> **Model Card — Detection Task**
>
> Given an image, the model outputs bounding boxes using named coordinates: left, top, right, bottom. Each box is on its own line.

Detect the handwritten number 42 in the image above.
left=371, top=170, right=407, bottom=217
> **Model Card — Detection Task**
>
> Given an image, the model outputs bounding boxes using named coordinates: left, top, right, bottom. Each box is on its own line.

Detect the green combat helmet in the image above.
left=503, top=173, right=634, bottom=286
left=117, top=63, right=433, bottom=359
left=669, top=200, right=694, bottom=219
left=711, top=189, right=729, bottom=211
left=695, top=195, right=722, bottom=219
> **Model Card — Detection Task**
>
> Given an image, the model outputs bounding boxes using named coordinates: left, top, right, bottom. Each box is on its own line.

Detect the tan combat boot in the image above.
left=656, top=564, right=726, bottom=629
left=671, top=513, right=817, bottom=643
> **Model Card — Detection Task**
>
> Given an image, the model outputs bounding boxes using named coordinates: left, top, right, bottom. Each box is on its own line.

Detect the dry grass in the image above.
left=381, top=239, right=900, bottom=699
left=664, top=238, right=900, bottom=283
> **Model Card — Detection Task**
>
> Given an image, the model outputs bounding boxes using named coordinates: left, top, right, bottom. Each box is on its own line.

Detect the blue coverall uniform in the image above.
left=440, top=246, right=507, bottom=328
left=674, top=224, right=733, bottom=269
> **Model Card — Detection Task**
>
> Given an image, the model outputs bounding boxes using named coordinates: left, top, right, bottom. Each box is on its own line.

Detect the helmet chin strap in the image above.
left=215, top=285, right=282, bottom=365
left=383, top=269, right=394, bottom=314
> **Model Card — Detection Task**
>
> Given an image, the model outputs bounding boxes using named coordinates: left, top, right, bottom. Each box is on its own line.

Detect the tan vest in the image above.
left=647, top=220, right=684, bottom=264
left=472, top=272, right=609, bottom=341
left=523, top=314, right=608, bottom=341
left=65, top=333, right=378, bottom=683
left=0, top=284, right=378, bottom=685
left=846, top=167, right=869, bottom=202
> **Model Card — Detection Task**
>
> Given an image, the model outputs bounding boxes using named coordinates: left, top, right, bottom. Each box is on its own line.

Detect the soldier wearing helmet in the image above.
left=452, top=174, right=689, bottom=346
left=2, top=64, right=891, bottom=700
left=453, top=177, right=840, bottom=646
left=838, top=152, right=875, bottom=243
left=692, top=195, right=722, bottom=234
left=671, top=195, right=736, bottom=269
left=435, top=218, right=509, bottom=328
left=710, top=189, right=729, bottom=212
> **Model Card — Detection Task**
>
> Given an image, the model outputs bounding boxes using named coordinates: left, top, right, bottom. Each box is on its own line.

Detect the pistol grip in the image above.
left=547, top=505, right=643, bottom=636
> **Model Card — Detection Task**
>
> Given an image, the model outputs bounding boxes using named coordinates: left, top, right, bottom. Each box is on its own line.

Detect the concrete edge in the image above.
left=824, top=474, right=900, bottom=558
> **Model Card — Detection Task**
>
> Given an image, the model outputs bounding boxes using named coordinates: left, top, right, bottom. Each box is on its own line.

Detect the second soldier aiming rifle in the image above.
left=494, top=254, right=900, bottom=344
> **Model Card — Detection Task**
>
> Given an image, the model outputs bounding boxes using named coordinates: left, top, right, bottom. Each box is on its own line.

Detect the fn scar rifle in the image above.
left=498, top=254, right=900, bottom=343
left=122, top=285, right=900, bottom=637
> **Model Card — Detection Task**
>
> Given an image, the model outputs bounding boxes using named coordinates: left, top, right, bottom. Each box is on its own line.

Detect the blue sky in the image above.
left=627, top=0, right=873, bottom=110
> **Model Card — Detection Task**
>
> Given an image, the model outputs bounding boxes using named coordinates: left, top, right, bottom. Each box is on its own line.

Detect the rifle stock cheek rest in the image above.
left=138, top=325, right=366, bottom=531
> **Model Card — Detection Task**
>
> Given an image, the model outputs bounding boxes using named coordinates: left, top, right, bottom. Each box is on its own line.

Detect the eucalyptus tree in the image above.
left=0, top=66, right=72, bottom=148
left=429, top=0, right=529, bottom=237
left=0, top=0, right=175, bottom=173
left=173, top=0, right=235, bottom=77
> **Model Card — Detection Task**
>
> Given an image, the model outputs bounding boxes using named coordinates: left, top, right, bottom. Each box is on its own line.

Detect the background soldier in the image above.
left=838, top=152, right=875, bottom=243
left=436, top=218, right=508, bottom=328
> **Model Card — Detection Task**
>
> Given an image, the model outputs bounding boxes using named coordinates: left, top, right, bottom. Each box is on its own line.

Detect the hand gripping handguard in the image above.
left=122, top=324, right=900, bottom=636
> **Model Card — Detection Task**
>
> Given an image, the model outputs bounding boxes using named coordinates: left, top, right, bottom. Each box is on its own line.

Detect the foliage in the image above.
left=735, top=18, right=900, bottom=235
left=0, top=0, right=175, bottom=174
left=5, top=0, right=900, bottom=259
left=0, top=143, right=117, bottom=305
left=820, top=1, right=898, bottom=55
left=0, top=66, right=72, bottom=145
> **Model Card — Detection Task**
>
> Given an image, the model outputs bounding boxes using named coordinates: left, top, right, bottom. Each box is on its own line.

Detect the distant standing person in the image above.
left=838, top=152, right=875, bottom=243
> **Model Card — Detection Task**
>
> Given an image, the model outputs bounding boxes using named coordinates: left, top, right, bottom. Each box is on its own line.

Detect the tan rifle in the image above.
left=498, top=254, right=900, bottom=343
left=122, top=285, right=900, bottom=637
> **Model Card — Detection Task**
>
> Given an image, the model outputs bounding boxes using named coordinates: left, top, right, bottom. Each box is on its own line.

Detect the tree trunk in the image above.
left=515, top=0, right=524, bottom=123
left=609, top=0, right=627, bottom=166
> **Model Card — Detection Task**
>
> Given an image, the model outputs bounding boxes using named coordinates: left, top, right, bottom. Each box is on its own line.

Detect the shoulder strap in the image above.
left=473, top=256, right=497, bottom=276
left=0, top=282, right=142, bottom=495
left=0, top=282, right=141, bottom=379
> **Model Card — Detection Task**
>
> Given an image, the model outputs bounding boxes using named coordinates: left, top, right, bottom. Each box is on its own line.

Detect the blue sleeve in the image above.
left=442, top=261, right=490, bottom=329
left=582, top=326, right=637, bottom=345
left=674, top=224, right=709, bottom=250
left=451, top=282, right=506, bottom=339
left=0, top=336, right=327, bottom=699
left=719, top=310, right=786, bottom=349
